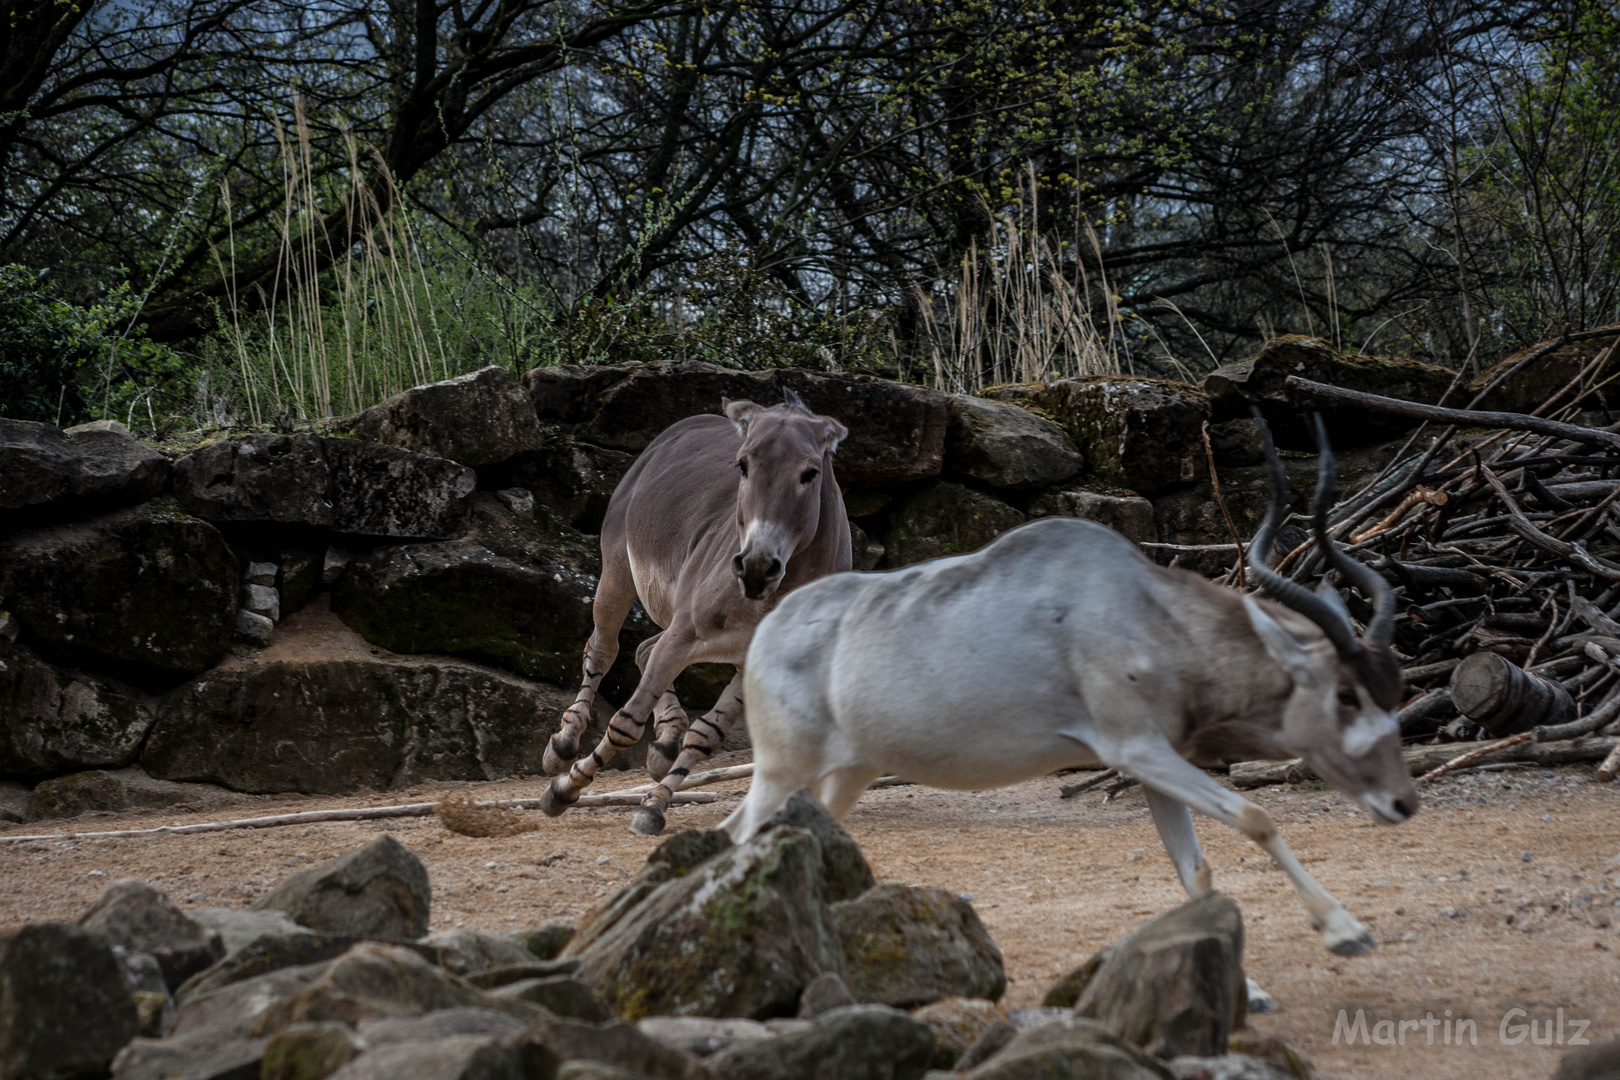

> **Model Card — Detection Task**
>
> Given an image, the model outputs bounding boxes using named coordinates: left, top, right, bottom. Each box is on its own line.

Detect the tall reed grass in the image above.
left=210, top=99, right=493, bottom=426
left=918, top=167, right=1146, bottom=393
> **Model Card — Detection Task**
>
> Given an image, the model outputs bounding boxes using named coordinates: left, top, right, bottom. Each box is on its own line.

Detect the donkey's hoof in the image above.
left=646, top=744, right=678, bottom=783
left=629, top=804, right=666, bottom=836
left=542, top=739, right=575, bottom=777
left=539, top=779, right=578, bottom=818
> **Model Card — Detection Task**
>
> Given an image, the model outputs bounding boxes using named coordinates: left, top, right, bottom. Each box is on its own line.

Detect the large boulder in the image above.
left=523, top=362, right=949, bottom=487
left=1074, top=894, right=1246, bottom=1060
left=0, top=507, right=237, bottom=689
left=829, top=885, right=1006, bottom=1008
left=331, top=496, right=717, bottom=710
left=0, top=922, right=142, bottom=1079
left=705, top=1004, right=937, bottom=1080
left=251, top=943, right=480, bottom=1035
left=1553, top=1037, right=1620, bottom=1080
left=910, top=997, right=1007, bottom=1070
left=1030, top=489, right=1156, bottom=545
left=327, top=1036, right=522, bottom=1080
left=760, top=790, right=876, bottom=903
left=79, top=879, right=225, bottom=990
left=964, top=1015, right=1173, bottom=1079
left=349, top=366, right=546, bottom=469
left=0, top=643, right=157, bottom=778
left=1202, top=336, right=1452, bottom=449
left=253, top=837, right=432, bottom=941
left=0, top=418, right=169, bottom=520
left=497, top=440, right=636, bottom=533
left=1470, top=329, right=1620, bottom=415
left=1032, top=377, right=1209, bottom=494
left=172, top=435, right=475, bottom=539
left=510, top=1014, right=712, bottom=1080
left=421, top=929, right=539, bottom=978
left=563, top=825, right=846, bottom=1019
left=331, top=496, right=600, bottom=688
left=882, top=482, right=1025, bottom=567
left=946, top=395, right=1082, bottom=490
left=141, top=603, right=579, bottom=795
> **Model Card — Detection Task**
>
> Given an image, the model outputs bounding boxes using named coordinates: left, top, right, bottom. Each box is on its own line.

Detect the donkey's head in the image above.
left=724, top=387, right=847, bottom=600
left=1245, top=414, right=1417, bottom=826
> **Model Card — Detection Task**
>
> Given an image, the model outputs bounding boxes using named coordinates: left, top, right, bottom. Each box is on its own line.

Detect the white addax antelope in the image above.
left=725, top=416, right=1417, bottom=955
left=539, top=388, right=851, bottom=834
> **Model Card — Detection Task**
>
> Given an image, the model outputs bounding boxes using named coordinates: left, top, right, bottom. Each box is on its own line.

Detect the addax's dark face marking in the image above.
left=725, top=393, right=846, bottom=601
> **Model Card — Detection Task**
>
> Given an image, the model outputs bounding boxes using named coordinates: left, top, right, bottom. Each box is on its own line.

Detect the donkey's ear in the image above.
left=723, top=397, right=763, bottom=436
left=1242, top=595, right=1316, bottom=683
left=819, top=416, right=848, bottom=454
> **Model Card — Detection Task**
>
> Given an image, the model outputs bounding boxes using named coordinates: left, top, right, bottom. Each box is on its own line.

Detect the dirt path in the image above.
left=1, top=757, right=1615, bottom=1080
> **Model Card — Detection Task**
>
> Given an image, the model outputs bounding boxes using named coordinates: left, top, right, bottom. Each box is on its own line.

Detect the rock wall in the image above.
left=0, top=342, right=1489, bottom=801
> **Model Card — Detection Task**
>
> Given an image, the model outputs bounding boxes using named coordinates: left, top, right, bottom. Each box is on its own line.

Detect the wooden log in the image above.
left=1283, top=376, right=1620, bottom=451
left=1449, top=652, right=1572, bottom=736
left=1228, top=736, right=1618, bottom=789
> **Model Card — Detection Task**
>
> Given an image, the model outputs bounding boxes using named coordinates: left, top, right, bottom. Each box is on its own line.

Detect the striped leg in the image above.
left=544, top=626, right=618, bottom=776
left=631, top=673, right=744, bottom=836
left=646, top=691, right=690, bottom=783
left=540, top=627, right=694, bottom=816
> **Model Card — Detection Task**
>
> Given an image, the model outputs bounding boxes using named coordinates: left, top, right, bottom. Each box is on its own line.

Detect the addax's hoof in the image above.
left=645, top=745, right=678, bottom=783
left=542, top=739, right=575, bottom=777
left=629, top=803, right=666, bottom=837
left=1326, top=928, right=1377, bottom=957
left=539, top=779, right=578, bottom=818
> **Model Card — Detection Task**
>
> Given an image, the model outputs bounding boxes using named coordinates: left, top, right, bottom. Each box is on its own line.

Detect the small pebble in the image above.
left=1127, top=853, right=1142, bottom=863
left=1521, top=851, right=1534, bottom=863
left=1395, top=905, right=1405, bottom=916
left=1542, top=814, right=1552, bottom=822
left=597, top=855, right=612, bottom=865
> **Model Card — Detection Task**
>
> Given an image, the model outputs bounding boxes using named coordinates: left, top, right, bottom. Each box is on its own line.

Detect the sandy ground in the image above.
left=1, top=756, right=1616, bottom=1080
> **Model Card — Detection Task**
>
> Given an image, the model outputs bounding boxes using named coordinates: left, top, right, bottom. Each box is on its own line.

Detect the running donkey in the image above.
left=540, top=388, right=851, bottom=833
left=726, top=416, right=1417, bottom=955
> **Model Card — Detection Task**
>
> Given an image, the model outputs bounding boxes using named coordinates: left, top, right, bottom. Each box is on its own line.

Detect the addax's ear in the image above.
left=1243, top=595, right=1316, bottom=683
left=723, top=397, right=764, bottom=436
left=819, top=416, right=848, bottom=455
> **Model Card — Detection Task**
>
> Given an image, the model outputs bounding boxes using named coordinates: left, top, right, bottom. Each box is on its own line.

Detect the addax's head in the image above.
left=1245, top=413, right=1418, bottom=826
left=725, top=387, right=847, bottom=600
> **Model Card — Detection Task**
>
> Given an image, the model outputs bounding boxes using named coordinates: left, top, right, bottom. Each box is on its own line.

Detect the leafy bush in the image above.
left=0, top=265, right=187, bottom=428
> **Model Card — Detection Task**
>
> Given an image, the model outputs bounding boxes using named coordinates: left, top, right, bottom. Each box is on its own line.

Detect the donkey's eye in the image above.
left=800, top=467, right=819, bottom=485
left=1337, top=688, right=1359, bottom=708
left=737, top=460, right=748, bottom=477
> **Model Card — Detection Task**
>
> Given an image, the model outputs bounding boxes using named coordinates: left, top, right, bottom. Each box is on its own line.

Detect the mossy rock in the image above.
left=565, top=825, right=846, bottom=1019
left=1203, top=335, right=1454, bottom=450
left=1032, top=376, right=1209, bottom=494
left=0, top=643, right=157, bottom=779
left=830, top=884, right=1006, bottom=1008
left=1468, top=328, right=1620, bottom=414
left=883, top=482, right=1025, bottom=567
left=0, top=506, right=238, bottom=689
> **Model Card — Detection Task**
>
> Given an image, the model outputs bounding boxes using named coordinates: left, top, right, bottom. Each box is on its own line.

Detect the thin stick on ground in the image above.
left=1417, top=732, right=1536, bottom=785
left=0, top=790, right=725, bottom=845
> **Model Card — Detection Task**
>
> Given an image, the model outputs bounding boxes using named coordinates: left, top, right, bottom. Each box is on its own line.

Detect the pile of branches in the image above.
left=1069, top=336, right=1620, bottom=800
left=1272, top=345, right=1620, bottom=784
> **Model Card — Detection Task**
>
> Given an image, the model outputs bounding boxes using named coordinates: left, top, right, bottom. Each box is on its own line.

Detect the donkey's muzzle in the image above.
left=732, top=552, right=783, bottom=600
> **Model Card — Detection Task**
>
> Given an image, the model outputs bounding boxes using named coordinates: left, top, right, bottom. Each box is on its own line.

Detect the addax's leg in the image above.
left=1144, top=787, right=1212, bottom=898
left=540, top=626, right=695, bottom=817
left=632, top=672, right=744, bottom=837
left=1116, top=737, right=1376, bottom=956
left=545, top=553, right=637, bottom=777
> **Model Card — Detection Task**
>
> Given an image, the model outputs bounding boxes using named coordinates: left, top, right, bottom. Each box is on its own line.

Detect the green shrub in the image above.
left=0, top=265, right=187, bottom=428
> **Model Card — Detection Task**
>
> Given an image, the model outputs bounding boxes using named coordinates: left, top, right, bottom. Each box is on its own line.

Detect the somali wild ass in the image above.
left=724, top=417, right=1417, bottom=955
left=540, top=388, right=852, bottom=834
